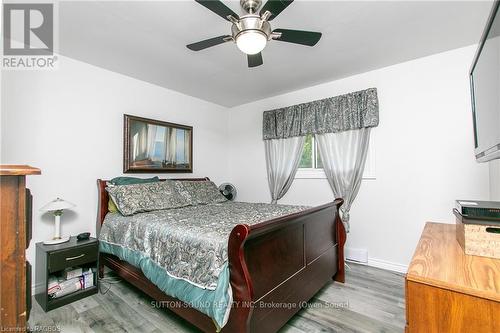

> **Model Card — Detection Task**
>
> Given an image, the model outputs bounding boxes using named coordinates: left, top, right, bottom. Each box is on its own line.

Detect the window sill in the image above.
left=295, top=169, right=376, bottom=180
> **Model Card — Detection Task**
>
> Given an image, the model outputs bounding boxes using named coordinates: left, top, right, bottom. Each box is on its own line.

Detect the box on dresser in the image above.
left=454, top=208, right=500, bottom=259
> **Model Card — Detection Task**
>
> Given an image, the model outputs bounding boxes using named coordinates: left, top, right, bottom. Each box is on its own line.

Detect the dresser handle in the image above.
left=65, top=254, right=85, bottom=261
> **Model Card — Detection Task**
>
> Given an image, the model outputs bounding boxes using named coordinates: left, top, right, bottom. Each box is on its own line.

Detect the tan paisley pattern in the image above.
left=99, top=201, right=309, bottom=289
left=106, top=181, right=192, bottom=216
left=178, top=180, right=227, bottom=205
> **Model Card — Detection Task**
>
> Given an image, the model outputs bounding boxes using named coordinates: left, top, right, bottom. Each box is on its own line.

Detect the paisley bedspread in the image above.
left=99, top=201, right=309, bottom=290
left=99, top=201, right=309, bottom=329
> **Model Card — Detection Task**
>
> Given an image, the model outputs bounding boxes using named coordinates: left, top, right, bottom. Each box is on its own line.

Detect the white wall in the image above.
left=227, top=45, right=490, bottom=271
left=490, top=160, right=500, bottom=200
left=1, top=45, right=495, bottom=282
left=1, top=56, right=230, bottom=282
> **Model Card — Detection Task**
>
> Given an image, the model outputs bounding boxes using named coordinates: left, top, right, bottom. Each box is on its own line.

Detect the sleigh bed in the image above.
left=96, top=177, right=346, bottom=333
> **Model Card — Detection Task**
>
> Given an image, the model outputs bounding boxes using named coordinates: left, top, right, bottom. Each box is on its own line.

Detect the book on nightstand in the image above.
left=48, top=268, right=94, bottom=299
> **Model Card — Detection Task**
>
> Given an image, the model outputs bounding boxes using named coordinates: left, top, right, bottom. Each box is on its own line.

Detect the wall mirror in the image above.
left=123, top=114, right=193, bottom=173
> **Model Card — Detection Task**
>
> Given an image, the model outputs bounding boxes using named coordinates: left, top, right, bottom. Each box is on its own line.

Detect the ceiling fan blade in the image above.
left=248, top=53, right=263, bottom=68
left=260, top=0, right=294, bottom=20
left=195, top=0, right=239, bottom=21
left=187, top=35, right=231, bottom=51
left=273, top=29, right=322, bottom=46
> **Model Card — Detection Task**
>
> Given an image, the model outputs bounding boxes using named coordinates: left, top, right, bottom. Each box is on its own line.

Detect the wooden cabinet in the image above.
left=406, top=222, right=500, bottom=332
left=0, top=165, right=41, bottom=331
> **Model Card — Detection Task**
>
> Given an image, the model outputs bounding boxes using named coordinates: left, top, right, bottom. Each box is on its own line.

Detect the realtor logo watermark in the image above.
left=2, top=2, right=58, bottom=69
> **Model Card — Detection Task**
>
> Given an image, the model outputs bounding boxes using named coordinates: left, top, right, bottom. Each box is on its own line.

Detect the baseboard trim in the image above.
left=345, top=246, right=408, bottom=274
left=32, top=282, right=43, bottom=296
left=346, top=257, right=408, bottom=274
left=345, top=247, right=368, bottom=263
left=367, top=257, right=408, bottom=274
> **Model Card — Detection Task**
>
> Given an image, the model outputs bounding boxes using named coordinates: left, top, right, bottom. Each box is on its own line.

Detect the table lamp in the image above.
left=40, top=198, right=76, bottom=245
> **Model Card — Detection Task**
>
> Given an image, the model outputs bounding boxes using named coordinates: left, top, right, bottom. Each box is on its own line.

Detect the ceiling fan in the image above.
left=187, top=0, right=322, bottom=68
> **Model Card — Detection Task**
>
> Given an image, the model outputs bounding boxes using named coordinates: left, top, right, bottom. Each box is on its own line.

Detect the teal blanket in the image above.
left=100, top=242, right=231, bottom=330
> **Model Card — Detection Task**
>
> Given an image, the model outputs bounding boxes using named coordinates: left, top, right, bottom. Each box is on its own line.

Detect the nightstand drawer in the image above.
left=48, top=244, right=98, bottom=273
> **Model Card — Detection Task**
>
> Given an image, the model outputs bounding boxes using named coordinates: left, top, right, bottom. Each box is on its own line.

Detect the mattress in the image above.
left=99, top=201, right=308, bottom=329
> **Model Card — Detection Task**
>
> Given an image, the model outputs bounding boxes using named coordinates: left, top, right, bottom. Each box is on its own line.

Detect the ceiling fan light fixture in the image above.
left=188, top=0, right=322, bottom=68
left=236, top=30, right=267, bottom=55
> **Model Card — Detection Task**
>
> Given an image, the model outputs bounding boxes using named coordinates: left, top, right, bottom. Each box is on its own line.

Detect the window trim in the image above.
left=295, top=168, right=327, bottom=179
left=295, top=167, right=376, bottom=180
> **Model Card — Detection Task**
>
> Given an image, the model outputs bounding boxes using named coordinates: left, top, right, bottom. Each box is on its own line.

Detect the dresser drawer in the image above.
left=48, top=244, right=98, bottom=273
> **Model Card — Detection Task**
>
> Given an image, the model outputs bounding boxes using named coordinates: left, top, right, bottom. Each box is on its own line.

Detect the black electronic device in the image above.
left=77, top=232, right=91, bottom=241
left=455, top=200, right=500, bottom=221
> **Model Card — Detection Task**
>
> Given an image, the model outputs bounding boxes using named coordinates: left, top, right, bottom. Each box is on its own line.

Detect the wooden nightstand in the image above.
left=35, top=237, right=99, bottom=312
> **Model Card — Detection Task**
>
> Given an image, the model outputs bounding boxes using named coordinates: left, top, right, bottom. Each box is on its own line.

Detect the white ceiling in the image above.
left=58, top=1, right=493, bottom=107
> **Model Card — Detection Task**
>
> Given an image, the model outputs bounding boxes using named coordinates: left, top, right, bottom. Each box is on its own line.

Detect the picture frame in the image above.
left=123, top=114, right=193, bottom=173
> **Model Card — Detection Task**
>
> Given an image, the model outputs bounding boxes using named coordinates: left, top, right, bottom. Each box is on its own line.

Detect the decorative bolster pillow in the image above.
left=179, top=180, right=228, bottom=205
left=106, top=180, right=193, bottom=216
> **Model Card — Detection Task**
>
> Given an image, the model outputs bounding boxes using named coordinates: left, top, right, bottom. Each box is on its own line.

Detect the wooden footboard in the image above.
left=96, top=179, right=345, bottom=333
left=224, top=199, right=345, bottom=333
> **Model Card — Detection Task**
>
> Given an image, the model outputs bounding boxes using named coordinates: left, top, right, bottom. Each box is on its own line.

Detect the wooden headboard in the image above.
left=96, top=177, right=210, bottom=235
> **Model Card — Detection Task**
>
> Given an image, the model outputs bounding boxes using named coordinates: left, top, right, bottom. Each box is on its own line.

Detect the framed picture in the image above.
left=123, top=114, right=193, bottom=173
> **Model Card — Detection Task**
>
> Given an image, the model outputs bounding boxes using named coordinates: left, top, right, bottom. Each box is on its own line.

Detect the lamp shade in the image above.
left=40, top=198, right=76, bottom=212
left=236, top=30, right=267, bottom=55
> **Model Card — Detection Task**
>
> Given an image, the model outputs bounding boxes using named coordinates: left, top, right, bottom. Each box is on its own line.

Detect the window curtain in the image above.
left=165, top=128, right=177, bottom=164
left=315, top=128, right=371, bottom=232
left=134, top=123, right=148, bottom=160
left=262, top=88, right=378, bottom=214
left=146, top=124, right=157, bottom=160
left=265, top=136, right=305, bottom=204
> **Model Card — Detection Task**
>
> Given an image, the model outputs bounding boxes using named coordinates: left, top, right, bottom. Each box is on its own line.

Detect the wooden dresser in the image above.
left=0, top=165, right=41, bottom=331
left=406, top=222, right=500, bottom=333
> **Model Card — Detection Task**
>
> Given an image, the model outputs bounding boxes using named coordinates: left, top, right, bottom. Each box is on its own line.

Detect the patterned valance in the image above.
left=262, top=88, right=379, bottom=140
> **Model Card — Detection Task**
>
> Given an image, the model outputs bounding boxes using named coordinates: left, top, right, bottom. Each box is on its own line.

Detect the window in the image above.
left=299, top=135, right=322, bottom=169
left=296, top=134, right=376, bottom=179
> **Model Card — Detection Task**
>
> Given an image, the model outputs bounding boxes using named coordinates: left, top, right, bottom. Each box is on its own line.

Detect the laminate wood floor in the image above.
left=28, top=263, right=405, bottom=333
